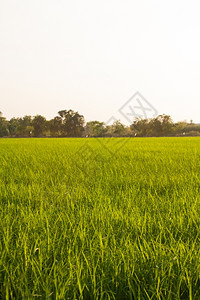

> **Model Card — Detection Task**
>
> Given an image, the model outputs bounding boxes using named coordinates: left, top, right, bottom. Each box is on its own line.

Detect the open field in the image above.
left=0, top=137, right=200, bottom=299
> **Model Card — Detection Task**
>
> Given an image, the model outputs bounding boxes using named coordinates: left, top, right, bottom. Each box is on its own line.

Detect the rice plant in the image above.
left=0, top=137, right=200, bottom=299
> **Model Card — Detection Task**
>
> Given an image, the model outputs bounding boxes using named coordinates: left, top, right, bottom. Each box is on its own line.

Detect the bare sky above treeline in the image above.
left=1, top=0, right=200, bottom=123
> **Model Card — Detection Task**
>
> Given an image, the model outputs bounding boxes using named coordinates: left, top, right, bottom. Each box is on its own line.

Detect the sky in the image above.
left=1, top=0, right=200, bottom=124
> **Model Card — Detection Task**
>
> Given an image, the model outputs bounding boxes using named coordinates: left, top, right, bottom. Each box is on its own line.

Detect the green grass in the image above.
left=0, top=137, right=200, bottom=299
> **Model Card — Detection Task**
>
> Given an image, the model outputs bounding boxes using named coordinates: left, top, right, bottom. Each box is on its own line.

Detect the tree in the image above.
left=0, top=114, right=9, bottom=137
left=131, top=115, right=174, bottom=137
left=131, top=118, right=150, bottom=136
left=85, top=121, right=106, bottom=137
left=22, top=116, right=33, bottom=136
left=9, top=118, right=20, bottom=136
left=25, top=126, right=34, bottom=137
left=58, top=110, right=85, bottom=137
left=157, top=114, right=174, bottom=136
left=32, top=115, right=47, bottom=137
left=48, top=116, right=63, bottom=136
left=111, top=120, right=127, bottom=136
left=8, top=116, right=33, bottom=136
left=148, top=117, right=162, bottom=136
left=58, top=110, right=67, bottom=120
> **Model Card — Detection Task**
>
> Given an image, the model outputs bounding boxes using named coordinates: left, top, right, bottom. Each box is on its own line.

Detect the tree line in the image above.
left=0, top=110, right=199, bottom=138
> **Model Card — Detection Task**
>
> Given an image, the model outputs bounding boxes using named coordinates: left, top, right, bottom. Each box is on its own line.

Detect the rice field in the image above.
left=0, top=137, right=200, bottom=299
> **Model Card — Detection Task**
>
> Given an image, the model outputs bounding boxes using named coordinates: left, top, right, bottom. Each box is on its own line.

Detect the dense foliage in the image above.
left=0, top=110, right=200, bottom=137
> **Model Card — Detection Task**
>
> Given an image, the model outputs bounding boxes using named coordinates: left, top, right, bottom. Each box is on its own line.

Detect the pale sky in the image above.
left=1, top=0, right=200, bottom=124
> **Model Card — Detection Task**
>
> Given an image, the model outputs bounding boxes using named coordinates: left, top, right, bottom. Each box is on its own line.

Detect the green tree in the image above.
left=32, top=115, right=47, bottom=137
left=58, top=110, right=85, bottom=137
left=85, top=121, right=106, bottom=137
left=9, top=118, right=20, bottom=136
left=8, top=116, right=32, bottom=136
left=131, top=118, right=150, bottom=136
left=131, top=115, right=174, bottom=137
left=111, top=120, right=127, bottom=136
left=48, top=116, right=63, bottom=136
left=157, top=114, right=174, bottom=136
left=0, top=113, right=9, bottom=137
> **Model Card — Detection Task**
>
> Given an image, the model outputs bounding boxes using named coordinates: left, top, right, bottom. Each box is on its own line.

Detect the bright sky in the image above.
left=1, top=0, right=200, bottom=124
